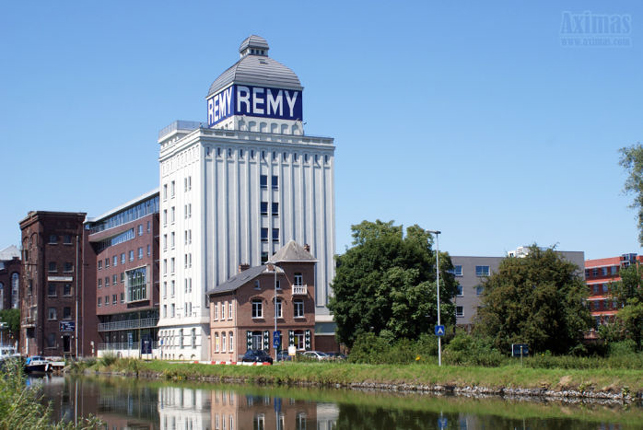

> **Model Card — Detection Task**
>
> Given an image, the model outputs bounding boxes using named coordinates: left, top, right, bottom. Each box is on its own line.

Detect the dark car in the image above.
left=241, top=349, right=273, bottom=364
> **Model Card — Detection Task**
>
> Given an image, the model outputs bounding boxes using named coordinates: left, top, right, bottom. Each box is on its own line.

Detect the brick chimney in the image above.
left=238, top=263, right=250, bottom=273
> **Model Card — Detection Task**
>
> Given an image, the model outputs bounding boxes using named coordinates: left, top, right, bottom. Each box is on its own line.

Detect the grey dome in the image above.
left=207, top=35, right=302, bottom=97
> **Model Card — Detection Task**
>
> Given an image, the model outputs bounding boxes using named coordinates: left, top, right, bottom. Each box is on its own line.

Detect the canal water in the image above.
left=35, top=375, right=643, bottom=429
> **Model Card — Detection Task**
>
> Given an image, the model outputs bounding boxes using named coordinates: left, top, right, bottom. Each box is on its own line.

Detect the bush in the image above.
left=348, top=333, right=439, bottom=365
left=98, top=352, right=118, bottom=368
left=443, top=334, right=505, bottom=367
left=609, top=340, right=637, bottom=356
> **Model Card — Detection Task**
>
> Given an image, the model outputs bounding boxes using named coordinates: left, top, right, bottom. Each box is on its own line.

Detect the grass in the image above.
left=87, top=358, right=643, bottom=397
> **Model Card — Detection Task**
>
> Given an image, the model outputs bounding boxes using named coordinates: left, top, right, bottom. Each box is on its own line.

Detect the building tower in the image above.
left=157, top=35, right=335, bottom=360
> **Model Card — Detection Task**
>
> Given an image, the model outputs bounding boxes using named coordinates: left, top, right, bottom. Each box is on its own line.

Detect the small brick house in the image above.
left=207, top=241, right=316, bottom=361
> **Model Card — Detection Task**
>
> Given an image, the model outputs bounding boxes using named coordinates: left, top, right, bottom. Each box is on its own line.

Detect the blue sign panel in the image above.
left=59, top=321, right=75, bottom=332
left=434, top=325, right=446, bottom=337
left=207, top=85, right=303, bottom=127
left=273, top=331, right=281, bottom=349
left=512, top=343, right=529, bottom=357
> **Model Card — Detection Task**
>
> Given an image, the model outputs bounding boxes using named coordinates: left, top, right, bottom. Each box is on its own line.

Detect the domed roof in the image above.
left=207, top=35, right=302, bottom=98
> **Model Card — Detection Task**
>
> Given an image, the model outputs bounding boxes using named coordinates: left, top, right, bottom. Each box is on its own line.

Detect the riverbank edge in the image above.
left=83, top=362, right=643, bottom=404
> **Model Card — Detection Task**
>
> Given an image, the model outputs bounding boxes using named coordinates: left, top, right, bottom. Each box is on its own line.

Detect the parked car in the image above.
left=276, top=350, right=292, bottom=362
left=300, top=351, right=329, bottom=361
left=241, top=349, right=273, bottom=364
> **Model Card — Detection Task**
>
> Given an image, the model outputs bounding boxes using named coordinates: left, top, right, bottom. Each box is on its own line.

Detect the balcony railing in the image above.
left=292, top=284, right=307, bottom=295
left=98, top=317, right=158, bottom=332
left=98, top=341, right=159, bottom=351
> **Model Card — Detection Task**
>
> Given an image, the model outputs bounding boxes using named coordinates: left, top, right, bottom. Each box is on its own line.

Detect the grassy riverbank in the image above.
left=88, top=358, right=643, bottom=397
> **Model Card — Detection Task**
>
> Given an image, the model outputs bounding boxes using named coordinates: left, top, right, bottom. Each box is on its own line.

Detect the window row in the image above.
left=97, top=246, right=150, bottom=270
left=47, top=283, right=73, bottom=297
left=162, top=177, right=193, bottom=201
left=261, top=228, right=279, bottom=242
left=47, top=306, right=73, bottom=320
left=215, top=147, right=331, bottom=165
left=88, top=197, right=159, bottom=234
left=585, top=266, right=619, bottom=278
left=260, top=202, right=279, bottom=216
left=48, top=262, right=74, bottom=273
left=588, top=299, right=621, bottom=311
left=589, top=283, right=612, bottom=295
left=452, top=265, right=490, bottom=277
left=97, top=294, right=124, bottom=307
left=250, top=298, right=305, bottom=319
left=213, top=301, right=234, bottom=321
left=213, top=331, right=234, bottom=353
left=47, top=234, right=74, bottom=245
left=159, top=328, right=197, bottom=349
left=455, top=285, right=484, bottom=297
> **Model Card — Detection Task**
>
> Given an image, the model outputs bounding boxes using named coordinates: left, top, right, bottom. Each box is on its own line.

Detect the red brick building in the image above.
left=0, top=245, right=21, bottom=311
left=19, top=211, right=94, bottom=357
left=84, top=190, right=160, bottom=358
left=205, top=241, right=316, bottom=362
left=584, top=253, right=641, bottom=330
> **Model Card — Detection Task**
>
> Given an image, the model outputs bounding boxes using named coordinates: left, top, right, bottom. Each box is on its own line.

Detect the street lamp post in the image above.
left=428, top=230, right=442, bottom=366
left=269, top=262, right=280, bottom=363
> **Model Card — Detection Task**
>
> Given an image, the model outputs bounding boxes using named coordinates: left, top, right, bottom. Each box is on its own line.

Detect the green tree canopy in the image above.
left=0, top=309, right=19, bottom=342
left=619, top=143, right=643, bottom=246
left=604, top=264, right=643, bottom=350
left=476, top=245, right=592, bottom=355
left=328, top=220, right=458, bottom=348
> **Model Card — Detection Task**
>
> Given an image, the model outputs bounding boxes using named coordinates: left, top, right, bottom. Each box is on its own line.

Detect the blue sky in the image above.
left=1, top=1, right=641, bottom=260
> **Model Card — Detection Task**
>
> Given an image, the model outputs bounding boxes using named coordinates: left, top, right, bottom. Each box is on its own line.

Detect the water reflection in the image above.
left=36, top=376, right=641, bottom=429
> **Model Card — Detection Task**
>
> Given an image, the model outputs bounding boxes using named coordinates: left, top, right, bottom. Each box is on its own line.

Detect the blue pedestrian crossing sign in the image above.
left=434, top=325, right=446, bottom=336
left=273, top=331, right=281, bottom=348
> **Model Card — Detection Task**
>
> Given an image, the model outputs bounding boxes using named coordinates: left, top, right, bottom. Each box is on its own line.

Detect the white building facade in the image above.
left=157, top=35, right=335, bottom=360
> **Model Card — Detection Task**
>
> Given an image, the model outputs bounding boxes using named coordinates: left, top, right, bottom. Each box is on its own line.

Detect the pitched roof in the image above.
left=0, top=245, right=19, bottom=261
left=206, top=264, right=268, bottom=296
left=269, top=240, right=316, bottom=263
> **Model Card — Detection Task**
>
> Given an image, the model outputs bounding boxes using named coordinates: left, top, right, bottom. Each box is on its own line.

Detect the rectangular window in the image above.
left=272, top=202, right=279, bottom=215
left=147, top=221, right=151, bottom=233
left=275, top=299, right=283, bottom=318
left=138, top=224, right=143, bottom=236
left=120, top=272, right=124, bottom=284
left=105, top=258, right=109, bottom=268
left=171, top=207, right=175, bottom=223
left=63, top=283, right=72, bottom=296
left=63, top=262, right=73, bottom=273
left=48, top=284, right=57, bottom=297
left=294, top=299, right=304, bottom=318
left=163, top=305, right=167, bottom=318
left=121, top=253, right=126, bottom=264
left=126, top=267, right=148, bottom=303
left=171, top=258, right=175, bottom=274
left=222, top=301, right=226, bottom=320
left=171, top=304, right=175, bottom=317
left=120, top=292, right=124, bottom=303
left=476, top=285, right=484, bottom=296
left=229, top=331, right=234, bottom=352
left=475, top=266, right=490, bottom=277
left=48, top=307, right=57, bottom=320
left=163, top=210, right=167, bottom=226
left=48, top=262, right=57, bottom=273
left=171, top=280, right=175, bottom=296
left=163, top=281, right=167, bottom=298
left=171, top=232, right=175, bottom=248
left=456, top=306, right=464, bottom=317
left=49, top=234, right=57, bottom=244
left=98, top=279, right=102, bottom=289
left=112, top=274, right=118, bottom=285
left=147, top=244, right=151, bottom=256
left=104, top=276, right=109, bottom=287
left=138, top=247, right=143, bottom=260
left=98, top=297, right=102, bottom=307
left=113, top=256, right=118, bottom=267
left=602, top=267, right=608, bottom=276
left=221, top=333, right=226, bottom=352
left=214, top=302, right=219, bottom=320
left=252, top=301, right=263, bottom=318
left=456, top=285, right=463, bottom=296
left=171, top=180, right=175, bottom=197
left=229, top=302, right=233, bottom=320
left=261, top=202, right=268, bottom=215
left=261, top=228, right=268, bottom=241
left=63, top=307, right=71, bottom=320
left=260, top=175, right=268, bottom=189
left=129, top=250, right=134, bottom=261
left=163, top=184, right=168, bottom=200
left=63, top=235, right=72, bottom=244
left=453, top=265, right=463, bottom=276
left=272, top=228, right=279, bottom=241
left=294, top=273, right=303, bottom=286
left=272, top=175, right=278, bottom=189
left=98, top=260, right=102, bottom=270
left=611, top=266, right=618, bottom=275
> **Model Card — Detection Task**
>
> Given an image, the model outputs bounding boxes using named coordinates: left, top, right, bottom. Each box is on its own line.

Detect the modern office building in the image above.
left=0, top=245, right=21, bottom=311
left=157, top=35, right=335, bottom=360
left=452, top=247, right=585, bottom=330
left=84, top=190, right=160, bottom=358
left=19, top=211, right=92, bottom=357
left=584, top=253, right=640, bottom=329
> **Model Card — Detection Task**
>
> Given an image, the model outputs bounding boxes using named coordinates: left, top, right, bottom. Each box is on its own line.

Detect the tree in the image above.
left=328, top=220, right=458, bottom=348
left=604, top=264, right=643, bottom=350
left=0, top=309, right=19, bottom=342
left=619, top=143, right=643, bottom=246
left=476, top=245, right=592, bottom=355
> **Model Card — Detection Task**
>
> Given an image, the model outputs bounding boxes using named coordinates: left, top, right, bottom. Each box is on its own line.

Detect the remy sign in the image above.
left=207, top=85, right=303, bottom=127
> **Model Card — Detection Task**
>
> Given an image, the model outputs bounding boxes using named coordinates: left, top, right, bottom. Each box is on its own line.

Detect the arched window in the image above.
left=11, top=273, right=19, bottom=309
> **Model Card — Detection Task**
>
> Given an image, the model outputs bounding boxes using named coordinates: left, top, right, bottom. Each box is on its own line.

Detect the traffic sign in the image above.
left=434, top=325, right=446, bottom=337
left=438, top=417, right=448, bottom=428
left=273, top=331, right=281, bottom=349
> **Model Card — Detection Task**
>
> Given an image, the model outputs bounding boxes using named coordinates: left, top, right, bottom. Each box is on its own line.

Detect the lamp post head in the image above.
left=427, top=230, right=441, bottom=235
